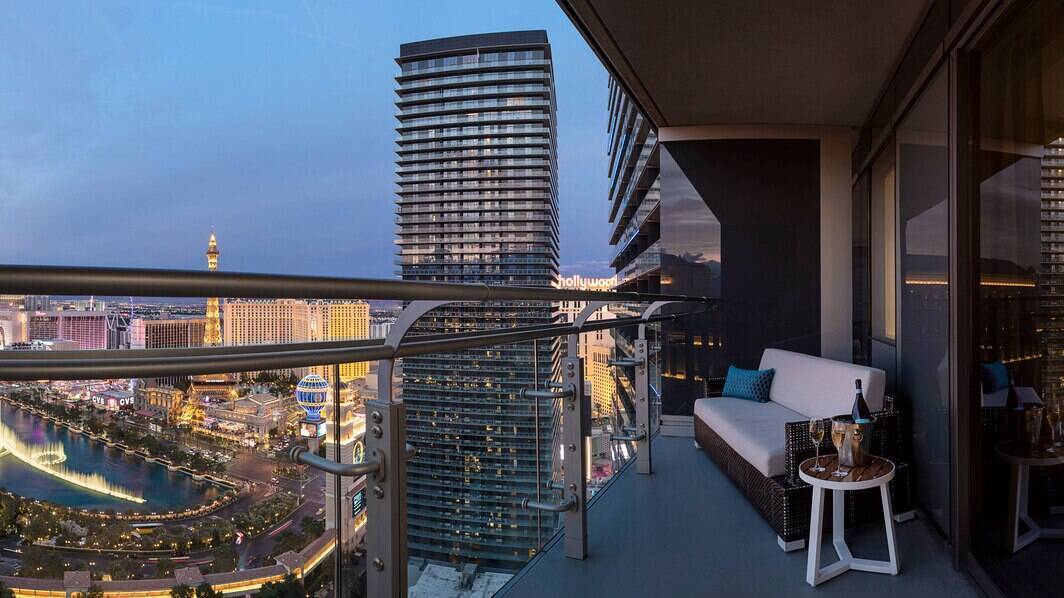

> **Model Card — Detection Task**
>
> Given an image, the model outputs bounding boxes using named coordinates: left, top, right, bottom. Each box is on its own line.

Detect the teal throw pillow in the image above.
left=722, top=366, right=774, bottom=402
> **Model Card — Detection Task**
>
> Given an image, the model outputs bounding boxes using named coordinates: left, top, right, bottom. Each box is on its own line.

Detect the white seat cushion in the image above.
left=694, top=397, right=805, bottom=477
left=759, top=348, right=885, bottom=419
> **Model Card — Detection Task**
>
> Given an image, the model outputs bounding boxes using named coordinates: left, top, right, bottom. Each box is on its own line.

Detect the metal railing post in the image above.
left=561, top=351, right=588, bottom=560
left=366, top=300, right=451, bottom=598
left=608, top=301, right=682, bottom=476
left=364, top=396, right=405, bottom=597
left=632, top=339, right=651, bottom=475
left=332, top=363, right=343, bottom=593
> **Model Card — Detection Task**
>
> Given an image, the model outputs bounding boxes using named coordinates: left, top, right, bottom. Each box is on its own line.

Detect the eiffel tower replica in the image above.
left=190, top=231, right=236, bottom=403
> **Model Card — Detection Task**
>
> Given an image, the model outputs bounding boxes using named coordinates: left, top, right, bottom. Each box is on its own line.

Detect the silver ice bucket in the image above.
left=831, top=415, right=875, bottom=467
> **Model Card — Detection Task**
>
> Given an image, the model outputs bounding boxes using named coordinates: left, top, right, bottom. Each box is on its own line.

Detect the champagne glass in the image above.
left=1050, top=395, right=1064, bottom=450
left=1055, top=400, right=1064, bottom=449
left=831, top=420, right=847, bottom=478
left=1047, top=397, right=1062, bottom=452
left=808, top=418, right=826, bottom=472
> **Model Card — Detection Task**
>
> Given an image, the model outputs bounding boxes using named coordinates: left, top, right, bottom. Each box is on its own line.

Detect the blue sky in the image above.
left=0, top=1, right=613, bottom=279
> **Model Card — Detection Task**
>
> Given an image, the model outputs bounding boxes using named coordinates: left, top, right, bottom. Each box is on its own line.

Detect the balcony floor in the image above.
left=501, top=436, right=978, bottom=598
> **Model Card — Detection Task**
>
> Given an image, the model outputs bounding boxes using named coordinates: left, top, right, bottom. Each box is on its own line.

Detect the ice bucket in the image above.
left=832, top=415, right=875, bottom=467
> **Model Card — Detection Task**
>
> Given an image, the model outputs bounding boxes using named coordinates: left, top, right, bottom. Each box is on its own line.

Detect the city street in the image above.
left=228, top=449, right=327, bottom=569
left=237, top=494, right=324, bottom=569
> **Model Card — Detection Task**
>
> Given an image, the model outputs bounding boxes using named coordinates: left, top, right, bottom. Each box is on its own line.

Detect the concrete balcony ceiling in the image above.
left=559, top=0, right=929, bottom=127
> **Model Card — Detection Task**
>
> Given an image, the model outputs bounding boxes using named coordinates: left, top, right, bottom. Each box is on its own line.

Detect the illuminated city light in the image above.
left=903, top=276, right=1037, bottom=288
left=295, top=374, right=330, bottom=422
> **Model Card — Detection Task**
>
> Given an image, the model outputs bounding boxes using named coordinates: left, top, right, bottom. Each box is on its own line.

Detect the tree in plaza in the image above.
left=300, top=516, right=324, bottom=538
left=156, top=557, right=176, bottom=578
left=22, top=513, right=59, bottom=541
left=0, top=495, right=19, bottom=533
left=170, top=584, right=195, bottom=598
left=109, top=558, right=139, bottom=581
left=270, top=531, right=306, bottom=558
left=257, top=575, right=306, bottom=598
left=0, top=581, right=14, bottom=598
left=194, top=583, right=223, bottom=598
left=208, top=544, right=238, bottom=573
left=17, top=546, right=64, bottom=579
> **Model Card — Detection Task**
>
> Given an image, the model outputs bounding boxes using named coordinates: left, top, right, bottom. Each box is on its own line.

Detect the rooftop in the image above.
left=399, top=30, right=549, bottom=59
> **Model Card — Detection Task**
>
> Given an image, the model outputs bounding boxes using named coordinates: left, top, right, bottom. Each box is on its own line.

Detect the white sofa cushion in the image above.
left=759, top=349, right=885, bottom=419
left=694, top=397, right=805, bottom=477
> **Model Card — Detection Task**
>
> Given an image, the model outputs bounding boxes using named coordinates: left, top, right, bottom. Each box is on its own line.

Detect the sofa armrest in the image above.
left=783, top=398, right=903, bottom=484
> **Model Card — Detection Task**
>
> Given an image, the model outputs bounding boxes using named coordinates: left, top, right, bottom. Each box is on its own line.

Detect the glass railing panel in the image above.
left=0, top=371, right=335, bottom=596
left=0, top=293, right=692, bottom=598
left=401, top=332, right=559, bottom=596
left=0, top=294, right=395, bottom=597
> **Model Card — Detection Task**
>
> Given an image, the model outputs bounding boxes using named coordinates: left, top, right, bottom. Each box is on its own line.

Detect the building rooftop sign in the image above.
left=553, top=275, right=618, bottom=290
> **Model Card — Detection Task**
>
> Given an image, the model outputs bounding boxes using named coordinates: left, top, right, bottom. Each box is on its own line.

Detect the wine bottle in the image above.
left=1006, top=372, right=1024, bottom=447
left=852, top=379, right=872, bottom=424
left=1006, top=372, right=1020, bottom=411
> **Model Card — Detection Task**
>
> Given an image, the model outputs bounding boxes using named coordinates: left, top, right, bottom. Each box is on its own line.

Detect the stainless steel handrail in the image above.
left=0, top=264, right=710, bottom=304
left=518, top=388, right=572, bottom=400
left=609, top=431, right=647, bottom=442
left=287, top=446, right=382, bottom=478
left=286, top=445, right=418, bottom=477
left=521, top=497, right=577, bottom=513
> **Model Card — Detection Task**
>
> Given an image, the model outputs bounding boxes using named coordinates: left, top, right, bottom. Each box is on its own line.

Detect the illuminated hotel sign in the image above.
left=352, top=488, right=366, bottom=517
left=553, top=275, right=617, bottom=290
left=92, top=392, right=135, bottom=411
left=300, top=420, right=327, bottom=438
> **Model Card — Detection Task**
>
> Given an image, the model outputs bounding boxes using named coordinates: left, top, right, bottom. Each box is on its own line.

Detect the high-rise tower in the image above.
left=203, top=232, right=222, bottom=346
left=394, top=31, right=559, bottom=570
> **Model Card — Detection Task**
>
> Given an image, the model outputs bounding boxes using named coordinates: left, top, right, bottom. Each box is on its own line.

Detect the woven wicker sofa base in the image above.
left=695, top=417, right=913, bottom=543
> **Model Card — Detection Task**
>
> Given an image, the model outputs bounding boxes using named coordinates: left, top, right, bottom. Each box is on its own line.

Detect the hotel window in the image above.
left=871, top=144, right=897, bottom=342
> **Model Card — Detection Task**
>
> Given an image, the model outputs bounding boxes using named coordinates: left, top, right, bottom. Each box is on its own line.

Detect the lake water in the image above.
left=0, top=405, right=220, bottom=511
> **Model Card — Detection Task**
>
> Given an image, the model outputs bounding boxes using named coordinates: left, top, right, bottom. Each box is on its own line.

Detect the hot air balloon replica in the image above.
left=296, top=374, right=329, bottom=446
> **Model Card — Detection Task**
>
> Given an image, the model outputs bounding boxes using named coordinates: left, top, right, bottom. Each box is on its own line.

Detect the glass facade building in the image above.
left=605, top=81, right=668, bottom=433
left=394, top=31, right=559, bottom=570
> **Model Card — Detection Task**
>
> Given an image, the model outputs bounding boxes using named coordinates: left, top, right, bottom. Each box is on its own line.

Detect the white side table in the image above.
left=800, top=455, right=899, bottom=587
left=996, top=440, right=1064, bottom=553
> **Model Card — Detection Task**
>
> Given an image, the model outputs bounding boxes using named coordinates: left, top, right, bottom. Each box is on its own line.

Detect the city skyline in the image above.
left=0, top=1, right=614, bottom=280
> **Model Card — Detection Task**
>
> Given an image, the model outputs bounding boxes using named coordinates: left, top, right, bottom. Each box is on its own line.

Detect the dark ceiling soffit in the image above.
left=554, top=0, right=668, bottom=127
left=853, top=0, right=940, bottom=154
left=851, top=0, right=992, bottom=183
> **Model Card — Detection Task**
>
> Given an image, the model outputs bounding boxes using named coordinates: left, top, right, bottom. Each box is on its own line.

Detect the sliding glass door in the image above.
left=970, top=1, right=1064, bottom=595
left=898, top=67, right=951, bottom=534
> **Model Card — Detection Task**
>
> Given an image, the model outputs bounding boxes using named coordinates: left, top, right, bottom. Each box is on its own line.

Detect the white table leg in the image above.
left=807, top=482, right=900, bottom=584
left=807, top=487, right=850, bottom=586
left=832, top=489, right=852, bottom=561
left=1007, top=463, right=1041, bottom=553
left=806, top=485, right=826, bottom=586
left=879, top=483, right=899, bottom=574
left=843, top=486, right=900, bottom=575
